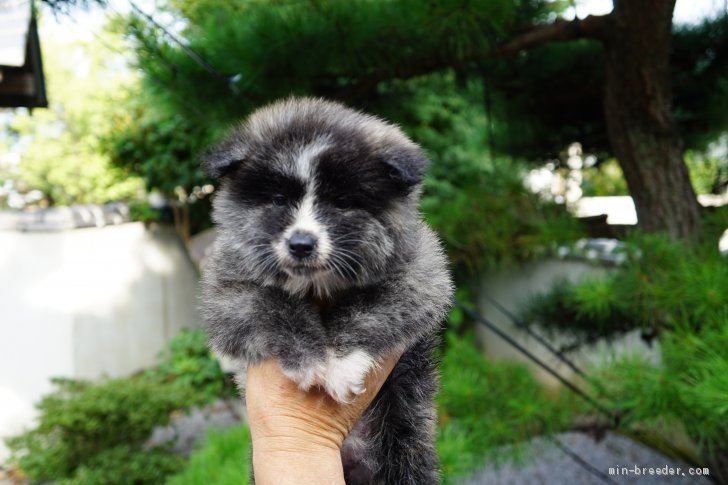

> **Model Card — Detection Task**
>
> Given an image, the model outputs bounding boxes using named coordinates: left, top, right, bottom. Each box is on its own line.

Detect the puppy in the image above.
left=200, top=97, right=453, bottom=484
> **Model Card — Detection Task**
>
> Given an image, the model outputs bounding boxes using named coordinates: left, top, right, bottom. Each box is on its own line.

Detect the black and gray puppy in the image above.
left=200, top=97, right=453, bottom=484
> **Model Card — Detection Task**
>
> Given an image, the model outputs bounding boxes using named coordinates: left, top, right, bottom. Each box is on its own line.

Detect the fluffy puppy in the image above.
left=200, top=97, right=453, bottom=484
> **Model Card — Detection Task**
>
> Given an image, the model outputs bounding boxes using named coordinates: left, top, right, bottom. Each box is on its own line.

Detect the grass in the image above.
left=437, top=332, right=576, bottom=481
left=167, top=425, right=252, bottom=485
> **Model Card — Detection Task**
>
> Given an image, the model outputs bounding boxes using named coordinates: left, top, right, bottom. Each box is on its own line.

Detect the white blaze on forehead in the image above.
left=273, top=138, right=339, bottom=295
left=283, top=140, right=333, bottom=259
left=295, top=140, right=329, bottom=181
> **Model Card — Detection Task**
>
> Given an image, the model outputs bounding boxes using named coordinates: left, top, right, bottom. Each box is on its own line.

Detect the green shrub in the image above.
left=60, top=445, right=184, bottom=485
left=702, top=204, right=728, bottom=250
left=6, top=329, right=236, bottom=483
left=129, top=200, right=164, bottom=223
left=521, top=279, right=638, bottom=346
left=437, top=333, right=575, bottom=481
left=521, top=234, right=728, bottom=343
left=104, top=110, right=209, bottom=202
left=145, top=328, right=238, bottom=403
left=593, top=322, right=728, bottom=444
left=167, top=425, right=252, bottom=485
left=591, top=321, right=728, bottom=481
left=581, top=159, right=630, bottom=196
left=372, top=71, right=585, bottom=273
left=5, top=377, right=190, bottom=483
left=685, top=150, right=728, bottom=195
left=520, top=232, right=728, bottom=480
left=613, top=234, right=728, bottom=329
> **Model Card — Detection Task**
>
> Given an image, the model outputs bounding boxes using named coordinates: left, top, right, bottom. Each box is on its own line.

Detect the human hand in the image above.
left=245, top=353, right=400, bottom=484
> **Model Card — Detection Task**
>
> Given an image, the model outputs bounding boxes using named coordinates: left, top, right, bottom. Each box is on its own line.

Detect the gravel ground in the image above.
left=460, top=431, right=713, bottom=485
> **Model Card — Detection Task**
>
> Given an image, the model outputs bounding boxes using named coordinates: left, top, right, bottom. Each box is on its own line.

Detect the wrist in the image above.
left=252, top=436, right=344, bottom=485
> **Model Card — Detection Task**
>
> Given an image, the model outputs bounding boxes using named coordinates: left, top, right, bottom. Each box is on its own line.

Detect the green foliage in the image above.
left=437, top=333, right=574, bottom=481
left=685, top=150, right=728, bottom=195
left=60, top=445, right=184, bottom=485
left=124, top=0, right=558, bottom=124
left=591, top=321, right=728, bottom=477
left=104, top=106, right=209, bottom=200
left=422, top=158, right=583, bottom=272
left=521, top=232, right=728, bottom=475
left=483, top=14, right=728, bottom=160
left=613, top=235, right=728, bottom=330
left=370, top=72, right=584, bottom=272
left=6, top=329, right=235, bottom=483
left=145, top=329, right=238, bottom=403
left=167, top=425, right=252, bottom=485
left=0, top=27, right=144, bottom=207
left=672, top=15, right=728, bottom=152
left=522, top=279, right=636, bottom=346
left=5, top=377, right=190, bottom=483
left=703, top=204, right=728, bottom=244
left=485, top=39, right=608, bottom=160
left=522, top=233, right=728, bottom=344
left=102, top=105, right=216, bottom=236
left=581, top=159, right=630, bottom=196
left=129, top=200, right=164, bottom=223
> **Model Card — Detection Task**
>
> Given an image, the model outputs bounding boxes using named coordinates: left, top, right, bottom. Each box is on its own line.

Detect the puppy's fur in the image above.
left=200, top=98, right=453, bottom=484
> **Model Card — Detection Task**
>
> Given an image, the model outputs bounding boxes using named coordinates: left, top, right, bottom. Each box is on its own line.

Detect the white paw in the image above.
left=324, top=350, right=376, bottom=403
left=281, top=361, right=326, bottom=391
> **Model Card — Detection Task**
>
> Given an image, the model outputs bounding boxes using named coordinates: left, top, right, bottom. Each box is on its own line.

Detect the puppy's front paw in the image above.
left=324, top=350, right=376, bottom=403
left=281, top=361, right=326, bottom=391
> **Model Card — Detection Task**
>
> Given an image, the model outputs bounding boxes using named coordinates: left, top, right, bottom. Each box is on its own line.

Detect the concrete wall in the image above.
left=475, top=259, right=659, bottom=388
left=0, top=223, right=201, bottom=461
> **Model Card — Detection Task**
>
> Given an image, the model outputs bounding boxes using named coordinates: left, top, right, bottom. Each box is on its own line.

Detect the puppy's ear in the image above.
left=383, top=147, right=428, bottom=189
left=200, top=134, right=249, bottom=179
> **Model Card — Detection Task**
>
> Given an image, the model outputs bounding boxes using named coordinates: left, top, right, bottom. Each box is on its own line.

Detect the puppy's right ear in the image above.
left=200, top=134, right=249, bottom=179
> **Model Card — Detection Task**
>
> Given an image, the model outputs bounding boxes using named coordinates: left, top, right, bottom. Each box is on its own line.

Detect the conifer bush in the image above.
left=5, top=378, right=189, bottom=483
left=521, top=230, right=728, bottom=480
left=5, top=329, right=235, bottom=483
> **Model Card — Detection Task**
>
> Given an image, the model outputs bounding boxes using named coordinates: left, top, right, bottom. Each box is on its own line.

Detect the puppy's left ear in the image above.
left=383, top=147, right=428, bottom=189
left=200, top=134, right=249, bottom=179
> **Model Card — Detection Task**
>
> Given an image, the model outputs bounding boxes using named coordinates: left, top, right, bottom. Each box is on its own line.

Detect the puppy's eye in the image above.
left=272, top=194, right=287, bottom=206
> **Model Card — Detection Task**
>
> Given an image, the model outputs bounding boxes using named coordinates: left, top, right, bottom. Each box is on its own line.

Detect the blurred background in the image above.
left=1, top=0, right=727, bottom=483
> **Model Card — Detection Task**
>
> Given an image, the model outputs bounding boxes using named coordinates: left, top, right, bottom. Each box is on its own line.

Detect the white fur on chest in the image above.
left=280, top=348, right=376, bottom=403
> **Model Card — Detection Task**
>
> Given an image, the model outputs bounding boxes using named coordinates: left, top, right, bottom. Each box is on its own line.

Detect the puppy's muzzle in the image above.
left=288, top=232, right=317, bottom=260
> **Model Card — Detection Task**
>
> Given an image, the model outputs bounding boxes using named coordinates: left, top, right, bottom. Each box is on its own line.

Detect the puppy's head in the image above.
left=203, top=97, right=427, bottom=295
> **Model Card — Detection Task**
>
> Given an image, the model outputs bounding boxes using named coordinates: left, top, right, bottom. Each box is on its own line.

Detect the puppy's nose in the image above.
left=288, top=232, right=316, bottom=259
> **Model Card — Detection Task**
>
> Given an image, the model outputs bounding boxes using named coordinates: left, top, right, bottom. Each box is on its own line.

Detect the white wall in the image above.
left=0, top=223, right=201, bottom=462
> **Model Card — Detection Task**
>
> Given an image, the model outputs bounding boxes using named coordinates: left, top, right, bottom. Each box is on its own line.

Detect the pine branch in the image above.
left=326, top=14, right=614, bottom=101
left=492, top=14, right=614, bottom=57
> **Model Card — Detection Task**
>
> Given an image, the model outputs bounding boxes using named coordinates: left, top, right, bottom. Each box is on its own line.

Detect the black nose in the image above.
left=288, top=232, right=316, bottom=259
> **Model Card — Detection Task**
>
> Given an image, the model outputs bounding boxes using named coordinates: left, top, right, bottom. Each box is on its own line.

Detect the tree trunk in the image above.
left=602, top=0, right=702, bottom=242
